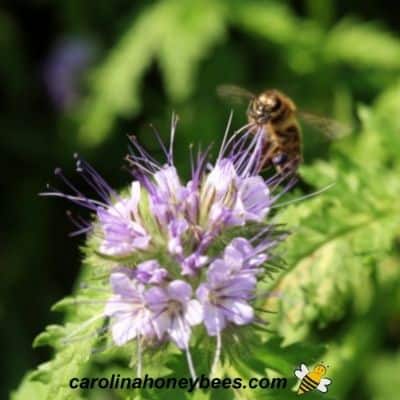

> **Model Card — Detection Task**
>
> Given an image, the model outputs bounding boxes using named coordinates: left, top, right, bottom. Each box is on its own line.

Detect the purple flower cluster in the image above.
left=104, top=235, right=269, bottom=350
left=43, top=117, right=291, bottom=375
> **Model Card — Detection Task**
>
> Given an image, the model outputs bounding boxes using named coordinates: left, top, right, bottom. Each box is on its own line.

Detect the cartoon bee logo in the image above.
left=294, top=362, right=332, bottom=395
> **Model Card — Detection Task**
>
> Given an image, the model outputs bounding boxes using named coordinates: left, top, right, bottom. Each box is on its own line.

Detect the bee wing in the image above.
left=294, top=363, right=309, bottom=379
left=298, top=111, right=351, bottom=139
left=217, top=84, right=255, bottom=105
left=317, top=378, right=332, bottom=393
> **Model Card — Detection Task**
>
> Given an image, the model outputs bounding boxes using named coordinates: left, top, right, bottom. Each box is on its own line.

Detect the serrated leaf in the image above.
left=33, top=325, right=65, bottom=348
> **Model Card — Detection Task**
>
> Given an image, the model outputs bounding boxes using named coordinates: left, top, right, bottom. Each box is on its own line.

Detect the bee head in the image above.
left=247, top=90, right=283, bottom=125
left=313, top=363, right=328, bottom=377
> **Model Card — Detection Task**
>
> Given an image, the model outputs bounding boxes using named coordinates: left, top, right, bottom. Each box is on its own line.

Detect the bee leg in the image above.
left=258, top=143, right=280, bottom=172
left=272, top=153, right=288, bottom=166
left=279, top=155, right=301, bottom=177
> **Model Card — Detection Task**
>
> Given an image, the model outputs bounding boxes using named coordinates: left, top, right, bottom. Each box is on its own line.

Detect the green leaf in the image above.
left=365, top=352, right=400, bottom=400
left=325, top=19, right=400, bottom=68
left=78, top=2, right=168, bottom=146
left=11, top=378, right=51, bottom=400
left=32, top=325, right=65, bottom=348
left=12, top=260, right=107, bottom=399
left=78, top=0, right=225, bottom=147
left=158, top=0, right=225, bottom=101
left=254, top=338, right=326, bottom=376
left=230, top=1, right=312, bottom=45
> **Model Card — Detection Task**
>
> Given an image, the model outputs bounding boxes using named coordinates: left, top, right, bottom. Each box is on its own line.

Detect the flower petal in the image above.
left=167, top=280, right=192, bottom=302
left=111, top=315, right=139, bottom=345
left=202, top=303, right=226, bottom=336
left=185, top=299, right=203, bottom=326
left=236, top=176, right=270, bottom=221
left=104, top=295, right=133, bottom=316
left=145, top=287, right=168, bottom=312
left=223, top=299, right=254, bottom=325
left=109, top=272, right=137, bottom=298
left=168, top=316, right=191, bottom=349
left=152, top=310, right=171, bottom=340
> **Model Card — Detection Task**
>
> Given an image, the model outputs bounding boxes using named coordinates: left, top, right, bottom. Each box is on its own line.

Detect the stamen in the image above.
left=189, top=143, right=194, bottom=177
left=137, top=335, right=142, bottom=378
left=169, top=113, right=179, bottom=164
left=54, top=167, right=84, bottom=197
left=211, top=315, right=222, bottom=376
left=271, top=182, right=336, bottom=209
left=177, top=316, right=197, bottom=380
left=128, top=135, right=160, bottom=173
left=185, top=348, right=197, bottom=382
left=76, top=166, right=110, bottom=204
left=76, top=157, right=116, bottom=198
left=40, top=192, right=107, bottom=210
left=66, top=211, right=91, bottom=236
left=126, top=156, right=155, bottom=176
left=149, top=124, right=170, bottom=163
left=222, top=122, right=253, bottom=154
left=217, top=111, right=234, bottom=163
left=189, top=144, right=211, bottom=191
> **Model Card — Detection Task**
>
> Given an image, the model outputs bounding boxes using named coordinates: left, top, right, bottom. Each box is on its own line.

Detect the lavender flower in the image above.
left=146, top=280, right=203, bottom=349
left=135, top=260, right=168, bottom=284
left=200, top=158, right=271, bottom=237
left=43, top=115, right=293, bottom=377
left=97, top=182, right=151, bottom=256
left=196, top=237, right=267, bottom=336
left=104, top=271, right=155, bottom=345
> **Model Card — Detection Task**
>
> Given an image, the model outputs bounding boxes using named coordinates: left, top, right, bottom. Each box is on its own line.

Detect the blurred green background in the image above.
left=2, top=0, right=400, bottom=399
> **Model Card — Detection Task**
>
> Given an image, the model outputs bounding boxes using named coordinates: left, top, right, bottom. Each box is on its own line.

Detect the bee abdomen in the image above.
left=276, top=124, right=300, bottom=138
left=298, top=376, right=318, bottom=394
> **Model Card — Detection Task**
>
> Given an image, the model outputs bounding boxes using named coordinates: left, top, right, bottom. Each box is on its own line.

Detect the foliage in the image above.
left=78, top=0, right=226, bottom=146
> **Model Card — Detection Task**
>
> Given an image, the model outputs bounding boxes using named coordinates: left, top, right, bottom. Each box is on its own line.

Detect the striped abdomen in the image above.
left=267, top=115, right=302, bottom=172
left=297, top=374, right=319, bottom=395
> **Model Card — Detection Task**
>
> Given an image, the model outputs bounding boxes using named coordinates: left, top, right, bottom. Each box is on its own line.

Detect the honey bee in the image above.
left=294, top=363, right=332, bottom=395
left=217, top=85, right=347, bottom=174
